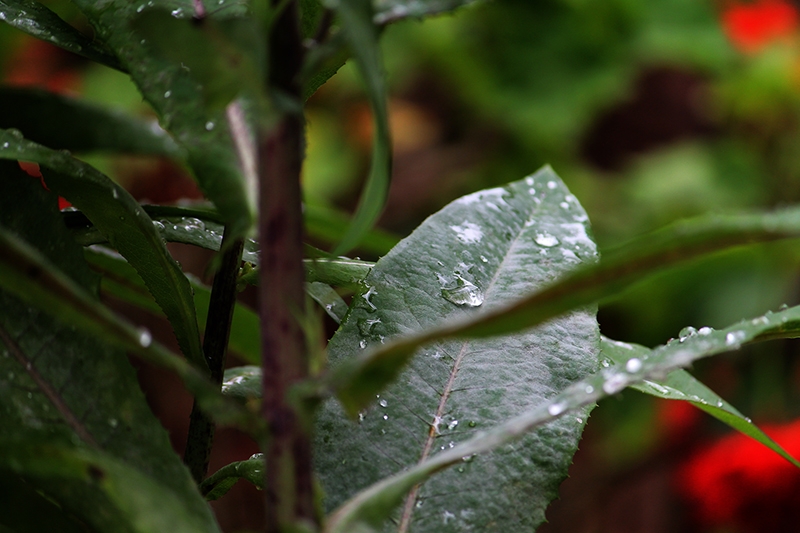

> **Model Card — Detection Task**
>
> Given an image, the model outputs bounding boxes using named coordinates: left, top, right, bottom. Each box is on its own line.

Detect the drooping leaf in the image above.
left=0, top=129, right=206, bottom=372
left=326, top=304, right=800, bottom=533
left=68, top=0, right=257, bottom=242
left=372, top=0, right=480, bottom=24
left=0, top=174, right=220, bottom=533
left=601, top=335, right=800, bottom=468
left=200, top=453, right=264, bottom=500
left=333, top=190, right=800, bottom=414
left=0, top=87, right=180, bottom=156
left=316, top=167, right=599, bottom=531
left=326, top=0, right=392, bottom=255
left=0, top=0, right=122, bottom=70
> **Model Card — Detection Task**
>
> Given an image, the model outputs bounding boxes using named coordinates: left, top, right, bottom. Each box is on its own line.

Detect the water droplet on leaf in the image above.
left=534, top=233, right=559, bottom=247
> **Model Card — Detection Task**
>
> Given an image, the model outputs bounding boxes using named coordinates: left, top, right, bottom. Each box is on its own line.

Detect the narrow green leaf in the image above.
left=83, top=248, right=261, bottom=365
left=372, top=0, right=479, bottom=24
left=0, top=87, right=180, bottom=156
left=326, top=305, right=800, bottom=533
left=200, top=454, right=264, bottom=500
left=333, top=181, right=800, bottom=414
left=0, top=129, right=206, bottom=372
left=317, top=167, right=598, bottom=531
left=601, top=335, right=800, bottom=469
left=303, top=257, right=373, bottom=287
left=327, top=0, right=392, bottom=255
left=306, top=281, right=349, bottom=323
left=0, top=0, right=122, bottom=70
left=69, top=0, right=257, bottom=241
left=0, top=228, right=250, bottom=429
left=221, top=366, right=262, bottom=399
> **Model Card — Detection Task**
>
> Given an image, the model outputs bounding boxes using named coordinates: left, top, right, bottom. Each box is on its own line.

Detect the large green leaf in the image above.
left=373, top=0, right=479, bottom=24
left=0, top=87, right=181, bottom=156
left=326, top=305, right=800, bottom=533
left=68, top=0, right=257, bottom=242
left=316, top=167, right=599, bottom=531
left=0, top=129, right=205, bottom=372
left=600, top=335, right=800, bottom=468
left=333, top=196, right=800, bottom=414
left=0, top=173, right=220, bottom=533
left=0, top=0, right=122, bottom=69
left=326, top=0, right=392, bottom=255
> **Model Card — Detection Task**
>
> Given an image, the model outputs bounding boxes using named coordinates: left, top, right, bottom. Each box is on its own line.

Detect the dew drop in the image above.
left=171, top=7, right=183, bottom=16
left=468, top=420, right=477, bottom=428
left=108, top=418, right=118, bottom=428
left=678, top=326, right=697, bottom=341
left=547, top=181, right=557, bottom=189
left=480, top=255, right=489, bottom=263
left=378, top=399, right=388, bottom=408
left=164, top=90, right=172, bottom=98
left=153, top=220, right=165, bottom=231
left=358, top=339, right=367, bottom=349
left=137, top=4, right=145, bottom=12
left=534, top=233, right=559, bottom=247
left=725, top=330, right=745, bottom=347
left=625, top=358, right=642, bottom=373
left=362, top=286, right=377, bottom=311
left=560, top=201, right=569, bottom=209
left=602, top=373, right=627, bottom=394
left=205, top=121, right=215, bottom=131
left=138, top=328, right=152, bottom=347
left=548, top=401, right=567, bottom=416
left=382, top=414, right=388, bottom=420
left=698, top=326, right=714, bottom=335
left=584, top=385, right=594, bottom=394
left=447, top=419, right=459, bottom=430
left=441, top=275, right=484, bottom=307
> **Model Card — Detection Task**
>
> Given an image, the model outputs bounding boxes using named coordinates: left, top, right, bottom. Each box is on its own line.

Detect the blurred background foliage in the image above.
left=4, top=0, right=800, bottom=531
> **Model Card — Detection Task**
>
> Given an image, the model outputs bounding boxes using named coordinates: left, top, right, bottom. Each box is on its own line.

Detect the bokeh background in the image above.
left=4, top=0, right=800, bottom=531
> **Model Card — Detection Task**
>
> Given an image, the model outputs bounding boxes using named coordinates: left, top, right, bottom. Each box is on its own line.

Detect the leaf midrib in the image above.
left=397, top=195, right=544, bottom=531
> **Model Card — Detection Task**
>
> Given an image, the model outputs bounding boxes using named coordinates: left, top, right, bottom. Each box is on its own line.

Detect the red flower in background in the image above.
left=677, top=418, right=800, bottom=532
left=722, top=0, right=799, bottom=54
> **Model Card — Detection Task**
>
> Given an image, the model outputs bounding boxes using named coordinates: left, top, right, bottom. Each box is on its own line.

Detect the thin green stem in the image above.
left=184, top=227, right=244, bottom=483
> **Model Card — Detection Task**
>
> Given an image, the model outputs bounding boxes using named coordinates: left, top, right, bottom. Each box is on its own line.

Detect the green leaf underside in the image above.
left=69, top=0, right=256, bottom=242
left=330, top=0, right=392, bottom=255
left=600, top=336, right=800, bottom=469
left=0, top=87, right=181, bottom=156
left=372, top=0, right=479, bottom=24
left=334, top=195, right=800, bottom=414
left=83, top=248, right=261, bottom=365
left=0, top=129, right=206, bottom=372
left=0, top=175, right=219, bottom=533
left=200, top=453, right=264, bottom=500
left=0, top=0, right=122, bottom=70
left=317, top=168, right=599, bottom=532
left=325, top=304, right=800, bottom=533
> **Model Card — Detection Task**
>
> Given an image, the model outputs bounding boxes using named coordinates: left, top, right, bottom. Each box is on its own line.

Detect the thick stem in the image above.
left=184, top=229, right=244, bottom=483
left=260, top=1, right=317, bottom=530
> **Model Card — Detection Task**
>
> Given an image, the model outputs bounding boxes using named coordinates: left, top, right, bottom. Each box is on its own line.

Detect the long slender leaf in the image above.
left=601, top=335, right=800, bottom=468
left=68, top=0, right=257, bottom=241
left=327, top=0, right=392, bottom=255
left=0, top=87, right=181, bottom=156
left=333, top=188, right=800, bottom=415
left=199, top=453, right=264, bottom=500
left=0, top=129, right=206, bottom=372
left=326, top=305, right=800, bottom=533
left=0, top=0, right=122, bottom=70
left=305, top=203, right=400, bottom=256
left=316, top=167, right=599, bottom=531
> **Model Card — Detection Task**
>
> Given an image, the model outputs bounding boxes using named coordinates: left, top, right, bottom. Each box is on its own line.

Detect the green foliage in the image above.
left=1, top=0, right=800, bottom=532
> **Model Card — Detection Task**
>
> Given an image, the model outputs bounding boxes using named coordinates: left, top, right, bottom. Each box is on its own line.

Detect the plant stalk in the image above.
left=184, top=228, right=244, bottom=483
left=260, top=0, right=317, bottom=530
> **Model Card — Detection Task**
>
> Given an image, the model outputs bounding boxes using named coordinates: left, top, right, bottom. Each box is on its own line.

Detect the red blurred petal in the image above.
left=722, top=1, right=799, bottom=54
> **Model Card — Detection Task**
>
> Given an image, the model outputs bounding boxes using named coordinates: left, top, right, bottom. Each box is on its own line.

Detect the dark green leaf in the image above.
left=69, top=0, right=257, bottom=242
left=601, top=335, right=800, bottom=468
left=0, top=175, right=220, bottom=533
left=221, top=366, right=262, bottom=399
left=316, top=167, right=599, bottom=531
left=327, top=0, right=392, bottom=255
left=303, top=257, right=373, bottom=287
left=0, top=87, right=180, bottom=156
left=200, top=454, right=264, bottom=500
left=0, top=129, right=205, bottom=372
left=373, top=0, right=479, bottom=24
left=0, top=0, right=122, bottom=69
left=305, top=203, right=400, bottom=256
left=334, top=180, right=800, bottom=414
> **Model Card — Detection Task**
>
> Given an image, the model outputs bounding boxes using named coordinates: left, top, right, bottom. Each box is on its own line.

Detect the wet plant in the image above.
left=1, top=0, right=800, bottom=532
